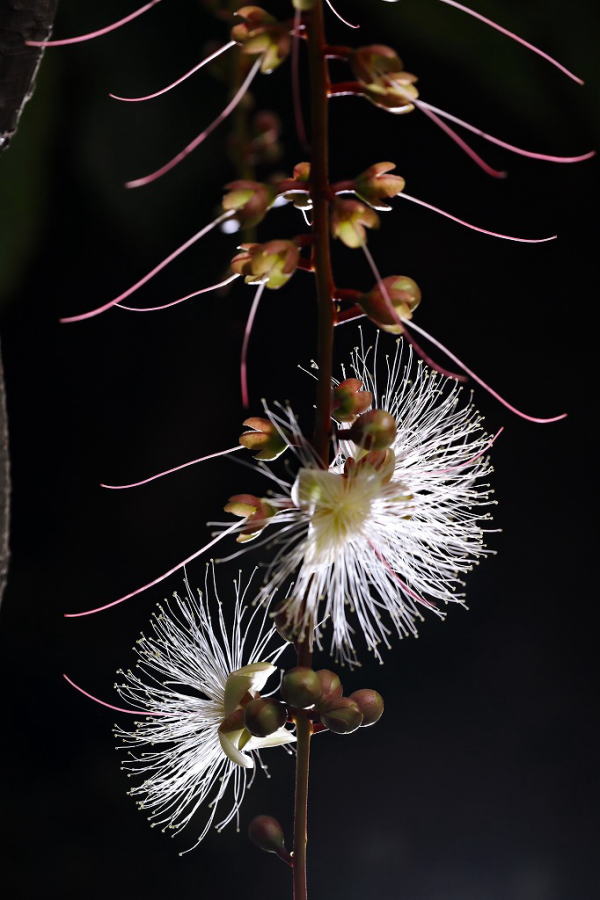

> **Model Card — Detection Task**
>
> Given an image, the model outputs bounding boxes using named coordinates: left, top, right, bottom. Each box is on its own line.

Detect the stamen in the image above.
left=368, top=542, right=438, bottom=612
left=428, top=428, right=504, bottom=475
left=26, top=0, right=162, bottom=48
left=399, top=192, right=557, bottom=243
left=109, top=41, right=237, bottom=103
left=63, top=674, right=165, bottom=716
left=438, top=0, right=584, bottom=85
left=417, top=101, right=595, bottom=165
left=241, top=283, right=266, bottom=408
left=100, top=446, right=243, bottom=491
left=361, top=243, right=467, bottom=382
left=125, top=59, right=262, bottom=189
left=116, top=274, right=240, bottom=312
left=324, top=0, right=360, bottom=29
left=64, top=522, right=240, bottom=618
left=403, top=319, right=568, bottom=424
left=60, top=212, right=234, bottom=323
left=414, top=100, right=507, bottom=178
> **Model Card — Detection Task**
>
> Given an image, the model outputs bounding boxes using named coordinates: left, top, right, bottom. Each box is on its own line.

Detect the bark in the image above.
left=0, top=0, right=59, bottom=602
left=0, top=0, right=58, bottom=149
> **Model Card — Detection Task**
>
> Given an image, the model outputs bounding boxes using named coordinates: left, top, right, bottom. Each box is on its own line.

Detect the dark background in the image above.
left=0, top=1, right=598, bottom=897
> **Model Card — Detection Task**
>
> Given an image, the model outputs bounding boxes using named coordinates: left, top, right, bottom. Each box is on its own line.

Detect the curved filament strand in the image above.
left=241, top=282, right=266, bottom=408
left=63, top=674, right=164, bottom=716
left=125, top=59, right=261, bottom=189
left=100, top=446, right=243, bottom=490
left=415, top=100, right=506, bottom=178
left=324, top=0, right=360, bottom=29
left=27, top=0, right=161, bottom=47
left=117, top=273, right=239, bottom=312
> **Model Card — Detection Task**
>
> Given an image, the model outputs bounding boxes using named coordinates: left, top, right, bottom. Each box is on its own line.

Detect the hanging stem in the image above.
left=292, top=4, right=334, bottom=900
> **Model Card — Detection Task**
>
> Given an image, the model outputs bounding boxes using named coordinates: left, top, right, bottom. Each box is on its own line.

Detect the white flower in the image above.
left=114, top=571, right=295, bottom=852
left=221, top=335, right=496, bottom=665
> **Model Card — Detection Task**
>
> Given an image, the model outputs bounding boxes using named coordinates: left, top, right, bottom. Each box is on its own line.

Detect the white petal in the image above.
left=244, top=727, right=297, bottom=752
left=223, top=662, right=277, bottom=715
left=218, top=730, right=255, bottom=769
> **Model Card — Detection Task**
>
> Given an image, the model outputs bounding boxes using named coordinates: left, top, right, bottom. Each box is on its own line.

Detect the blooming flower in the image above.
left=114, top=572, right=295, bottom=852
left=222, top=335, right=496, bottom=665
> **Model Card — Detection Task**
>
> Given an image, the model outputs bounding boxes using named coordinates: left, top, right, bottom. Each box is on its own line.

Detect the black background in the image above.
left=0, top=1, right=598, bottom=898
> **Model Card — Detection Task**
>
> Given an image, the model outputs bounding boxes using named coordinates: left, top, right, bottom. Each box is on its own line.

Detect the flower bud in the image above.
left=239, top=417, right=287, bottom=461
left=351, top=45, right=418, bottom=114
left=314, top=670, right=343, bottom=709
left=292, top=0, right=316, bottom=9
left=346, top=410, right=398, bottom=451
left=231, top=240, right=300, bottom=289
left=222, top=180, right=275, bottom=228
left=244, top=697, right=288, bottom=737
left=331, top=198, right=379, bottom=249
left=224, top=493, right=276, bottom=542
left=248, top=815, right=287, bottom=855
left=332, top=378, right=373, bottom=422
left=232, top=7, right=291, bottom=74
left=320, top=697, right=363, bottom=734
left=349, top=689, right=385, bottom=727
left=281, top=161, right=312, bottom=209
left=354, top=162, right=406, bottom=211
left=281, top=667, right=322, bottom=709
left=359, top=275, right=421, bottom=334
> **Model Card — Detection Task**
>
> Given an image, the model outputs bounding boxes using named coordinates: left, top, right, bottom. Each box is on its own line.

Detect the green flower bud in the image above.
left=292, top=0, right=316, bottom=9
left=314, top=670, right=343, bottom=709
left=354, top=162, right=406, bottom=211
left=231, top=7, right=291, bottom=74
left=231, top=240, right=300, bottom=289
left=359, top=275, right=421, bottom=334
left=222, top=180, right=275, bottom=228
left=248, top=815, right=287, bottom=855
left=346, top=410, right=398, bottom=451
left=224, top=493, right=277, bottom=543
left=239, top=417, right=287, bottom=461
left=281, top=667, right=322, bottom=709
left=349, top=689, right=385, bottom=727
left=331, top=198, right=380, bottom=249
left=320, top=697, right=363, bottom=734
left=244, top=697, right=288, bottom=737
left=332, top=378, right=373, bottom=422
left=351, top=45, right=419, bottom=114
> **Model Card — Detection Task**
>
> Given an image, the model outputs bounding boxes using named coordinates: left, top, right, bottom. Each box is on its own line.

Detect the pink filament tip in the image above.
left=109, top=41, right=236, bottom=103
left=125, top=58, right=261, bottom=189
left=415, top=100, right=507, bottom=178
left=241, top=283, right=266, bottom=409
left=64, top=522, right=239, bottom=618
left=26, top=0, right=162, bottom=48
left=439, top=0, right=584, bottom=85
left=100, top=446, right=243, bottom=490
left=403, top=319, right=568, bottom=425
left=418, top=101, right=596, bottom=165
left=116, top=273, right=239, bottom=312
left=400, top=192, right=557, bottom=243
left=63, top=674, right=164, bottom=716
left=60, top=213, right=232, bottom=323
left=324, top=0, right=360, bottom=29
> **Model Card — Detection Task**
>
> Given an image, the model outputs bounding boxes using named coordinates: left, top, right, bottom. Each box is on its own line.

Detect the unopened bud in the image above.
left=320, top=697, right=363, bottom=734
left=354, top=162, right=406, bottom=211
left=232, top=7, right=291, bottom=74
left=332, top=378, right=373, bottom=422
left=351, top=45, right=418, bottom=114
left=271, top=601, right=301, bottom=643
left=244, top=698, right=287, bottom=737
left=349, top=689, right=385, bottom=727
left=292, top=0, right=316, bottom=9
left=331, top=198, right=379, bottom=249
left=231, top=240, right=300, bottom=289
left=315, top=670, right=343, bottom=709
left=248, top=815, right=287, bottom=855
left=346, top=410, right=398, bottom=451
left=222, top=180, right=275, bottom=227
left=281, top=667, right=322, bottom=709
left=224, top=493, right=276, bottom=542
left=239, top=417, right=287, bottom=461
left=359, top=275, right=421, bottom=334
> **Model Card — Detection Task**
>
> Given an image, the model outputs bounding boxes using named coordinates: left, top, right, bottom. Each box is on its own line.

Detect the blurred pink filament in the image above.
left=100, top=446, right=243, bottom=490
left=26, top=0, right=162, bottom=48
